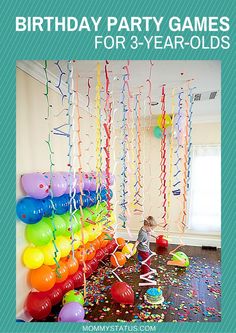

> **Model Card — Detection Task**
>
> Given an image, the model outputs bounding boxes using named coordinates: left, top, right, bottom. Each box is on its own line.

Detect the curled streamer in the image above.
left=172, top=91, right=184, bottom=196
left=54, top=60, right=67, bottom=103
left=66, top=60, right=76, bottom=259
left=180, top=93, right=189, bottom=231
left=159, top=85, right=168, bottom=229
left=43, top=60, right=52, bottom=120
left=133, top=88, right=143, bottom=215
left=166, top=88, right=176, bottom=227
left=103, top=61, right=112, bottom=223
left=187, top=87, right=195, bottom=190
left=95, top=63, right=103, bottom=202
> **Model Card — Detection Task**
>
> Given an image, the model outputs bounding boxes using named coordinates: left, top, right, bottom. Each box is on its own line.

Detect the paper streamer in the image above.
left=119, top=72, right=128, bottom=227
left=133, top=88, right=143, bottom=215
left=180, top=92, right=189, bottom=231
left=103, top=61, right=112, bottom=223
left=187, top=87, right=195, bottom=190
left=160, top=85, right=168, bottom=229
left=95, top=63, right=103, bottom=202
left=66, top=60, right=76, bottom=259
left=172, top=91, right=184, bottom=196
left=54, top=60, right=67, bottom=103
left=43, top=60, right=52, bottom=120
left=166, top=88, right=176, bottom=227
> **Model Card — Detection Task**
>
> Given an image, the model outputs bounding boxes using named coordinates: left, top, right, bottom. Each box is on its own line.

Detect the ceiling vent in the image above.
left=193, top=91, right=219, bottom=102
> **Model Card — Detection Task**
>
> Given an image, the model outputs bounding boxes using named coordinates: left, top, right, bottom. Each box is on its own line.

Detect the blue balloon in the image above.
left=41, top=196, right=53, bottom=217
left=16, top=197, right=44, bottom=224
left=53, top=195, right=69, bottom=215
left=74, top=193, right=82, bottom=209
left=101, top=188, right=113, bottom=201
left=81, top=194, right=89, bottom=208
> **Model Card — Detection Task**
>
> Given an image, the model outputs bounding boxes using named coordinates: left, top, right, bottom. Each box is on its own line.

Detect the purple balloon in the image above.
left=61, top=172, right=78, bottom=194
left=89, top=177, right=97, bottom=191
left=58, top=302, right=85, bottom=322
left=77, top=319, right=90, bottom=322
left=102, top=171, right=115, bottom=186
left=44, top=173, right=67, bottom=197
left=83, top=173, right=91, bottom=191
left=21, top=173, right=49, bottom=199
left=75, top=174, right=84, bottom=193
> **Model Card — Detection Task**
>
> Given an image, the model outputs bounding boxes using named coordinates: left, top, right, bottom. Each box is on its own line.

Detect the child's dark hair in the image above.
left=144, top=216, right=157, bottom=227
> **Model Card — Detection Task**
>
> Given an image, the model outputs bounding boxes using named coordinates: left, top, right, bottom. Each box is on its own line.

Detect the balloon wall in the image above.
left=18, top=171, right=116, bottom=320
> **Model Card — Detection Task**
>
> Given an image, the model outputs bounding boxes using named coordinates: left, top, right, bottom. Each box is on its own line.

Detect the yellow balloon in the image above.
left=55, top=236, right=71, bottom=257
left=77, top=228, right=89, bottom=245
left=22, top=247, right=44, bottom=269
left=40, top=242, right=61, bottom=265
left=85, top=224, right=100, bottom=242
left=73, top=233, right=82, bottom=250
left=122, top=243, right=137, bottom=257
left=157, top=114, right=172, bottom=129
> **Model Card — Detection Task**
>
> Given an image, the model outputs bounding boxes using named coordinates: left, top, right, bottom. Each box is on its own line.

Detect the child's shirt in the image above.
left=137, top=227, right=150, bottom=253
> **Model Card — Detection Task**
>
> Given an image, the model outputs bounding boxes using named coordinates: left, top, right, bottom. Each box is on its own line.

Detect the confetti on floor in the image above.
left=46, top=245, right=221, bottom=323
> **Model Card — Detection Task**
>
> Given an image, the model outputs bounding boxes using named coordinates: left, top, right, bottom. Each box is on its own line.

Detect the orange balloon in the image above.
left=65, top=256, right=79, bottom=275
left=29, top=265, right=56, bottom=291
left=91, top=238, right=101, bottom=251
left=98, top=233, right=109, bottom=248
left=75, top=247, right=86, bottom=265
left=55, top=261, right=68, bottom=283
left=116, top=237, right=126, bottom=250
left=85, top=243, right=96, bottom=261
left=110, top=251, right=126, bottom=267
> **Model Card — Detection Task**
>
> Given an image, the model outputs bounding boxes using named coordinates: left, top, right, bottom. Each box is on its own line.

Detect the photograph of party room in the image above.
left=16, top=60, right=221, bottom=323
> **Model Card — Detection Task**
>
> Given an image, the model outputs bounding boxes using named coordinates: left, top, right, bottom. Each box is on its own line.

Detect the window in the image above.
left=188, top=145, right=221, bottom=233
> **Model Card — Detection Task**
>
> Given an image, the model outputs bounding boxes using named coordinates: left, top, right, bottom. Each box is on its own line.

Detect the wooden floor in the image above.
left=47, top=243, right=221, bottom=322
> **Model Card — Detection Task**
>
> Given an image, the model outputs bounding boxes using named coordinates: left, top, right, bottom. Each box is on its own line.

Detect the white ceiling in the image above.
left=18, top=60, right=221, bottom=123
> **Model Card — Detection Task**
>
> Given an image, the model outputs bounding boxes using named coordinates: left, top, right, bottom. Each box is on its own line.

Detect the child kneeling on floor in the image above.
left=133, top=216, right=157, bottom=275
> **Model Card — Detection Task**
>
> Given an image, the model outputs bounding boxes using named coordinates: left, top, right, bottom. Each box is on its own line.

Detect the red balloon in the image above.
left=95, top=249, right=105, bottom=261
left=58, top=278, right=74, bottom=294
left=103, top=246, right=109, bottom=258
left=43, top=285, right=63, bottom=306
left=84, top=263, right=93, bottom=278
left=111, top=281, right=134, bottom=305
left=88, top=257, right=99, bottom=271
left=71, top=269, right=84, bottom=288
left=156, top=235, right=168, bottom=248
left=25, top=291, right=52, bottom=320
left=106, top=239, right=117, bottom=253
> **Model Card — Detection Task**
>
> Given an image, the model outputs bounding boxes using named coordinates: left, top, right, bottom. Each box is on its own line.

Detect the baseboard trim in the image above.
left=116, top=230, right=221, bottom=248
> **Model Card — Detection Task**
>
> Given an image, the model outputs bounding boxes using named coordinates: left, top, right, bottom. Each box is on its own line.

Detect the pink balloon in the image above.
left=43, top=173, right=67, bottom=197
left=21, top=173, right=49, bottom=199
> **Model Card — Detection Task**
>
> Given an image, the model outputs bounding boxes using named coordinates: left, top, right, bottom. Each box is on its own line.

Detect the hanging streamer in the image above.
left=43, top=61, right=60, bottom=275
left=66, top=60, right=77, bottom=260
left=103, top=61, right=112, bottom=223
left=43, top=60, right=52, bottom=120
left=172, top=91, right=184, bottom=196
left=134, top=87, right=143, bottom=215
left=95, top=63, right=103, bottom=202
left=166, top=88, right=176, bottom=228
left=187, top=87, right=195, bottom=190
left=54, top=60, right=67, bottom=103
left=180, top=91, right=190, bottom=231
left=160, top=85, right=167, bottom=229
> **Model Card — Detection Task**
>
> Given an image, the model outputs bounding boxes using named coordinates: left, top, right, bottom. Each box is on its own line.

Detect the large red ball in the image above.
left=156, top=235, right=168, bottom=248
left=111, top=281, right=134, bottom=305
left=25, top=291, right=52, bottom=320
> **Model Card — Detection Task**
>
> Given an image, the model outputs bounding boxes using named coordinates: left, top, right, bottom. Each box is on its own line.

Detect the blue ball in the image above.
left=16, top=197, right=44, bottom=224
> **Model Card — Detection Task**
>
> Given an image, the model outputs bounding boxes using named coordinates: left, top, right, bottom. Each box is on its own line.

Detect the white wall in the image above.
left=16, top=67, right=221, bottom=317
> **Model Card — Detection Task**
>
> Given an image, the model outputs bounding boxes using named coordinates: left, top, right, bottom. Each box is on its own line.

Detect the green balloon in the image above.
left=82, top=208, right=92, bottom=222
left=172, top=251, right=190, bottom=267
left=43, top=216, right=67, bottom=237
left=153, top=126, right=162, bottom=139
left=26, top=221, right=53, bottom=246
left=62, top=212, right=80, bottom=236
left=62, top=290, right=84, bottom=306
